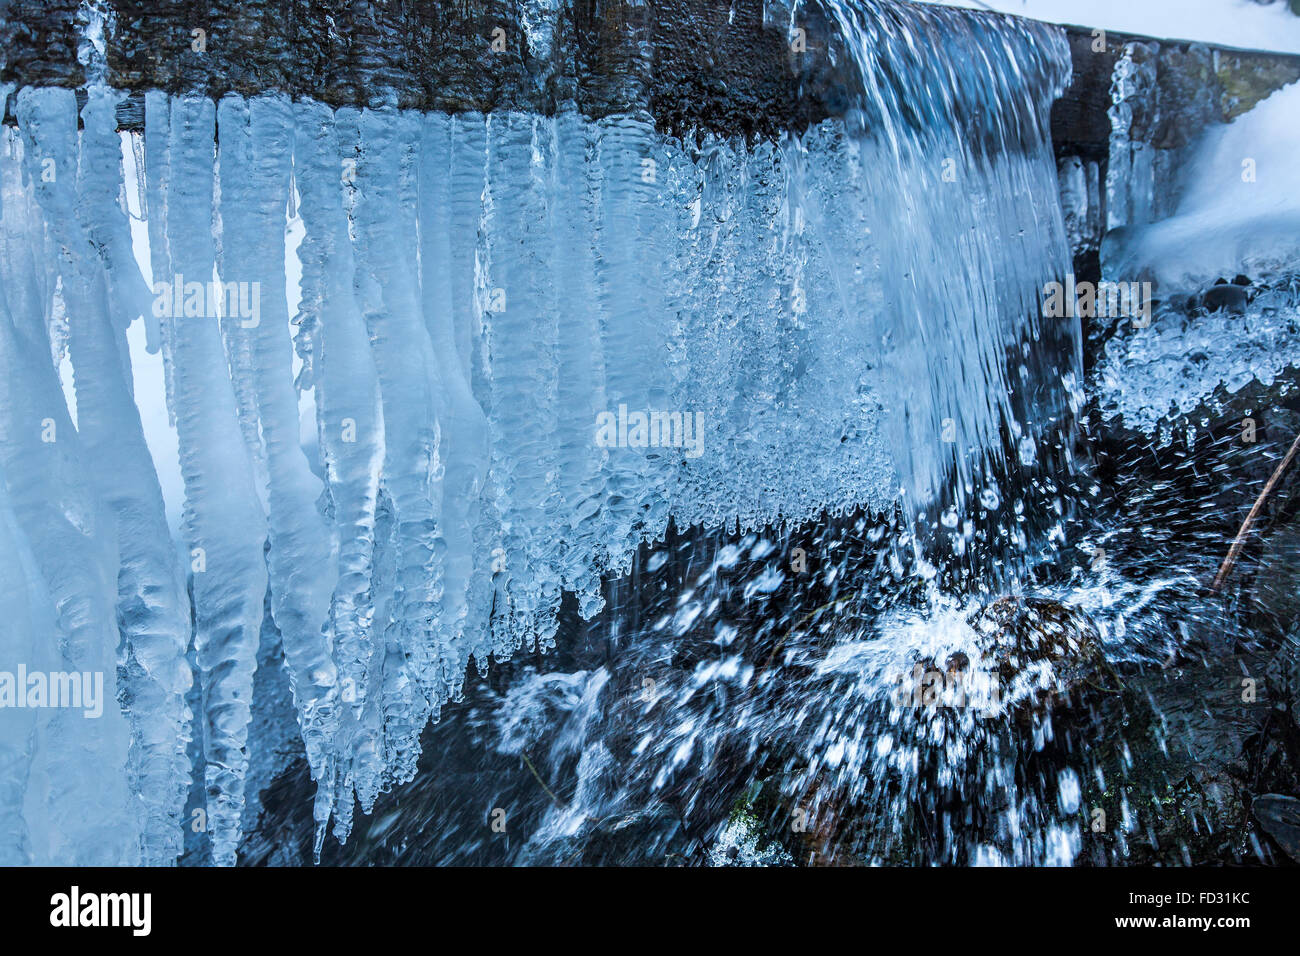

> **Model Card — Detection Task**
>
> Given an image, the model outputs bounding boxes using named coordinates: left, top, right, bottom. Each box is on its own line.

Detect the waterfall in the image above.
left=0, top=0, right=1078, bottom=863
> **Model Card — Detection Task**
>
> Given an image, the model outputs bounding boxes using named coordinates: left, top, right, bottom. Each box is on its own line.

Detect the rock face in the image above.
left=6, top=0, right=1298, bottom=145
left=1, top=0, right=827, bottom=138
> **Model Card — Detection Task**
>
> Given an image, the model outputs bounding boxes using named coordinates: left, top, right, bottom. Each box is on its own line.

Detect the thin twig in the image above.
left=520, top=751, right=565, bottom=808
left=1211, top=428, right=1300, bottom=592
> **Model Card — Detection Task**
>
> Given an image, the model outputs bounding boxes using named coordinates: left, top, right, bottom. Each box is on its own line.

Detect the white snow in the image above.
left=916, top=0, right=1300, bottom=53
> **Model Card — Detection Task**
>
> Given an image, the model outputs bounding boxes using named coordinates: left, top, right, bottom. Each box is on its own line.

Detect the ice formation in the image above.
left=1105, top=80, right=1300, bottom=289
left=1097, top=80, right=1300, bottom=434
left=0, top=0, right=1075, bottom=863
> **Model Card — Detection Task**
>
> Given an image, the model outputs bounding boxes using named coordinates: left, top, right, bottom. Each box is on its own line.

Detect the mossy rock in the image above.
left=1216, top=51, right=1300, bottom=119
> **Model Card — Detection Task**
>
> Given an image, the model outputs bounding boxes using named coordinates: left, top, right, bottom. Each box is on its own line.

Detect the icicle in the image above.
left=143, top=92, right=180, bottom=426
left=481, top=111, right=563, bottom=656
left=215, top=93, right=340, bottom=857
left=150, top=93, right=268, bottom=867
left=40, top=85, right=193, bottom=865
left=446, top=113, right=503, bottom=678
left=352, top=486, right=398, bottom=816
left=548, top=110, right=609, bottom=617
left=0, top=98, right=53, bottom=858
left=591, top=111, right=670, bottom=574
left=416, top=112, right=490, bottom=675
left=1, top=88, right=140, bottom=865
left=293, top=98, right=385, bottom=843
left=351, top=107, right=446, bottom=783
left=0, top=463, right=51, bottom=865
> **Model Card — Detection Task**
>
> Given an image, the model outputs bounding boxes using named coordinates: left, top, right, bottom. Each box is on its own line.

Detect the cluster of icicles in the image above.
left=0, top=42, right=1068, bottom=863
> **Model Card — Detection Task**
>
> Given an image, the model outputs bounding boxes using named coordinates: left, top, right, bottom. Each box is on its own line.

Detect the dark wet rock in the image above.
left=1252, top=793, right=1300, bottom=862
left=707, top=805, right=795, bottom=867
left=894, top=597, right=1102, bottom=729
left=1203, top=283, right=1250, bottom=313
left=1068, top=624, right=1294, bottom=866
left=965, top=596, right=1102, bottom=705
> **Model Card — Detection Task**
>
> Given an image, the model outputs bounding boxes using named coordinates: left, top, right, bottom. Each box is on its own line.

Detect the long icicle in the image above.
left=30, top=85, right=194, bottom=864
left=216, top=93, right=340, bottom=859
left=6, top=87, right=140, bottom=864
left=351, top=107, right=446, bottom=785
left=150, top=92, right=268, bottom=867
left=293, top=98, right=385, bottom=843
